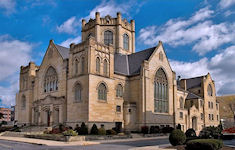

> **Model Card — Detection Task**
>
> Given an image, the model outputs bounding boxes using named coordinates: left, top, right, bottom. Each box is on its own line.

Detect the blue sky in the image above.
left=0, top=0, right=235, bottom=107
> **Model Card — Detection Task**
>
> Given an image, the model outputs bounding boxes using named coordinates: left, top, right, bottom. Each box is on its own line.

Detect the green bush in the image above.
left=169, top=129, right=186, bottom=146
left=199, top=126, right=222, bottom=139
left=186, top=139, right=223, bottom=150
left=98, top=128, right=106, bottom=135
left=79, top=122, right=88, bottom=135
left=185, top=128, right=196, bottom=138
left=106, top=129, right=117, bottom=135
left=63, top=129, right=78, bottom=136
left=90, top=124, right=98, bottom=135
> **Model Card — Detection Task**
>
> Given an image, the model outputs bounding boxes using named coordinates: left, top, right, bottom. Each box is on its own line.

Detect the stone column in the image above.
left=38, top=106, right=41, bottom=125
left=32, top=108, right=34, bottom=125
left=50, top=104, right=53, bottom=126
left=59, top=105, right=63, bottom=123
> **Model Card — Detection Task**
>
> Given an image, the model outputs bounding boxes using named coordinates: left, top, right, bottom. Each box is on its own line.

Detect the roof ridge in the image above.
left=129, top=46, right=156, bottom=56
left=181, top=75, right=206, bottom=80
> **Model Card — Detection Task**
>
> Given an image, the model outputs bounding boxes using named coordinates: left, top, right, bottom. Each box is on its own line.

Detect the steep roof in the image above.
left=182, top=76, right=206, bottom=90
left=114, top=47, right=156, bottom=76
left=186, top=92, right=202, bottom=100
left=55, top=44, right=69, bottom=59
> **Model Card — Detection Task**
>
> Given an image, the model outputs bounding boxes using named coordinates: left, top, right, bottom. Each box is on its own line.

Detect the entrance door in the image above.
left=192, top=117, right=197, bottom=131
left=115, top=122, right=122, bottom=133
left=47, top=111, right=50, bottom=126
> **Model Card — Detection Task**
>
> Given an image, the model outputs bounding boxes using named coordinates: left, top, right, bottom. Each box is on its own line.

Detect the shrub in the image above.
left=63, top=129, right=78, bottom=136
left=186, top=139, right=223, bottom=150
left=74, top=124, right=80, bottom=134
left=90, top=124, right=98, bottom=135
left=169, top=129, right=186, bottom=146
left=185, top=128, right=196, bottom=138
left=176, top=124, right=181, bottom=130
left=141, top=126, right=149, bottom=134
left=162, top=127, right=174, bottom=134
left=150, top=126, right=156, bottom=134
left=79, top=122, right=88, bottom=135
left=98, top=128, right=106, bottom=135
left=106, top=129, right=117, bottom=135
left=199, top=126, right=222, bottom=139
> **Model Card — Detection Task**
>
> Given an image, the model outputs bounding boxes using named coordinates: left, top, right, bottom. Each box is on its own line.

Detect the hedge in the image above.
left=186, top=139, right=223, bottom=150
left=169, top=129, right=186, bottom=146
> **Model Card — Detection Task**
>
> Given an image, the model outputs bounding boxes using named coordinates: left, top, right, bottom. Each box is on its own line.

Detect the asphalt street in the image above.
left=0, top=138, right=169, bottom=150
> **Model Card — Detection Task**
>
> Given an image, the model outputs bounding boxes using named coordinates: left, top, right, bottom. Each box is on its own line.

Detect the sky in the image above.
left=0, top=0, right=235, bottom=108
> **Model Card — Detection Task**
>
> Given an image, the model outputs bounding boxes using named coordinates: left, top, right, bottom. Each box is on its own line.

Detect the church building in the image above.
left=15, top=12, right=220, bottom=132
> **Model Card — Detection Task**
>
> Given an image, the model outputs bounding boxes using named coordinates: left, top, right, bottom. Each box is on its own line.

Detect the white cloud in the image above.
left=0, top=0, right=16, bottom=15
left=0, top=35, right=33, bottom=107
left=83, top=0, right=135, bottom=20
left=60, top=36, right=81, bottom=48
left=219, top=0, right=235, bottom=9
left=170, top=45, right=235, bottom=95
left=56, top=16, right=79, bottom=34
left=138, top=7, right=235, bottom=55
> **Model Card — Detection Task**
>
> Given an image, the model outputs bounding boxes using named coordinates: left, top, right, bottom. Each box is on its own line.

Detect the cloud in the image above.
left=138, top=7, right=235, bottom=55
left=0, top=35, right=33, bottom=107
left=170, top=45, right=235, bottom=95
left=56, top=16, right=80, bottom=34
left=219, top=0, right=235, bottom=9
left=0, top=0, right=16, bottom=15
left=60, top=36, right=81, bottom=47
left=83, top=0, right=137, bottom=20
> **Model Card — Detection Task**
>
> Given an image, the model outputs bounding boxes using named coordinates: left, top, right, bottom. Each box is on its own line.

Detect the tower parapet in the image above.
left=81, top=12, right=135, bottom=54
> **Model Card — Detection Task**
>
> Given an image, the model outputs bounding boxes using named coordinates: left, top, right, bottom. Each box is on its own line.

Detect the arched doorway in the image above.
left=192, top=116, right=197, bottom=131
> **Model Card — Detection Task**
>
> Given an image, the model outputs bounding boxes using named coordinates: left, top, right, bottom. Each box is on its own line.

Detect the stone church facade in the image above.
left=15, top=12, right=220, bottom=132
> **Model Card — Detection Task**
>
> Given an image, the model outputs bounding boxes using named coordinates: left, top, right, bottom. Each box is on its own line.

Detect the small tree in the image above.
left=90, top=124, right=98, bottom=135
left=79, top=122, right=88, bottom=135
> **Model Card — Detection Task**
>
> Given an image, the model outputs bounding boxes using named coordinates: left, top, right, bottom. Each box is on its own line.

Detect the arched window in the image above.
left=44, top=66, right=58, bottom=92
left=103, top=59, right=108, bottom=75
left=74, top=83, right=82, bottom=102
left=104, top=30, right=113, bottom=45
left=75, top=59, right=78, bottom=74
left=21, top=95, right=26, bottom=110
left=81, top=57, right=85, bottom=74
left=154, top=68, right=168, bottom=113
left=96, top=57, right=100, bottom=73
left=116, top=84, right=123, bottom=98
left=180, top=97, right=184, bottom=109
left=98, top=83, right=107, bottom=100
left=207, top=84, right=213, bottom=96
left=123, top=34, right=129, bottom=50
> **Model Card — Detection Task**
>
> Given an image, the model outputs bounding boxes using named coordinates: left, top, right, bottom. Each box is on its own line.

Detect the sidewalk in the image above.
left=0, top=136, right=99, bottom=146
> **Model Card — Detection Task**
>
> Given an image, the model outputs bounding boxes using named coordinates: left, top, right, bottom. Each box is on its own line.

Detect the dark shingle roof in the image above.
left=114, top=47, right=156, bottom=76
left=186, top=92, right=201, bottom=100
left=181, top=76, right=205, bottom=90
left=55, top=44, right=69, bottom=59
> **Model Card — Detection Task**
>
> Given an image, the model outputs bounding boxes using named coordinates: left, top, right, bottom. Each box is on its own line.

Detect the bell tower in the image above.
left=81, top=12, right=135, bottom=54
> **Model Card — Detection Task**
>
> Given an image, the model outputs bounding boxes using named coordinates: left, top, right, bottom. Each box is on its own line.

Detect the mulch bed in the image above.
left=167, top=145, right=235, bottom=150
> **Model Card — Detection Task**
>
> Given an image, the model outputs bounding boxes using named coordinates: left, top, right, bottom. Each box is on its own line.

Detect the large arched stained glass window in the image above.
left=104, top=30, right=113, bottom=45
left=44, top=66, right=58, bottom=93
left=123, top=34, right=129, bottom=50
left=154, top=68, right=168, bottom=113
left=74, top=83, right=82, bottom=102
left=98, top=83, right=107, bottom=100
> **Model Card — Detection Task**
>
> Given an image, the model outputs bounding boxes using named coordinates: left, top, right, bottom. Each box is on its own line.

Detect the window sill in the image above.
left=153, top=112, right=170, bottom=115
left=98, top=100, right=107, bottom=103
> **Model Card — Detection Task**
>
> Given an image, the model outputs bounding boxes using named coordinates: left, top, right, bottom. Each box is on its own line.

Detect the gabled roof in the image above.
left=114, top=47, right=156, bottom=76
left=186, top=92, right=202, bottom=100
left=55, top=44, right=69, bottom=59
left=182, top=75, right=206, bottom=90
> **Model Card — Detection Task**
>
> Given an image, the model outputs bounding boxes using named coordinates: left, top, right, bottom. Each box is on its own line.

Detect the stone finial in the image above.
left=49, top=39, right=54, bottom=43
left=117, top=12, right=122, bottom=24
left=95, top=12, right=101, bottom=24
left=131, top=20, right=135, bottom=31
left=82, top=19, right=86, bottom=27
